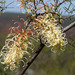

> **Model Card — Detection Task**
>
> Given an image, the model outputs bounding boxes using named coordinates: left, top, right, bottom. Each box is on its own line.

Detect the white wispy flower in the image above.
left=0, top=20, right=34, bottom=70
left=33, top=13, right=68, bottom=52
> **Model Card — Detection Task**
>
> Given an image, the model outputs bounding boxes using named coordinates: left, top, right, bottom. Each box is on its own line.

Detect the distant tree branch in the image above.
left=19, top=21, right=75, bottom=75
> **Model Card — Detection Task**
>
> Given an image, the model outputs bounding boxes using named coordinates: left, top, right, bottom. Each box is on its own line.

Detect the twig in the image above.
left=42, top=0, right=46, bottom=11
left=19, top=21, right=75, bottom=75
left=0, top=1, right=14, bottom=12
left=55, top=0, right=65, bottom=11
left=57, top=0, right=65, bottom=7
left=34, top=0, right=37, bottom=17
left=54, top=0, right=58, bottom=11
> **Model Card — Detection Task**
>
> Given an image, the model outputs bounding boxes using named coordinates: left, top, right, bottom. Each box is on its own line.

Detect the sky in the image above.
left=5, top=0, right=21, bottom=13
left=3, top=0, right=75, bottom=15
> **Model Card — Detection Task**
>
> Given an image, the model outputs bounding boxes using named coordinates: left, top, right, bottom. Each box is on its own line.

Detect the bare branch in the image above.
left=19, top=43, right=45, bottom=75
left=63, top=21, right=75, bottom=32
left=19, top=21, right=75, bottom=75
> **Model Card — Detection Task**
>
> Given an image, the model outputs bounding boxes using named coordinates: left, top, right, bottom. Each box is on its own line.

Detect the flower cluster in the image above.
left=0, top=12, right=68, bottom=70
left=0, top=0, right=68, bottom=72
left=33, top=13, right=68, bottom=52
left=16, top=0, right=44, bottom=13
left=0, top=20, right=34, bottom=70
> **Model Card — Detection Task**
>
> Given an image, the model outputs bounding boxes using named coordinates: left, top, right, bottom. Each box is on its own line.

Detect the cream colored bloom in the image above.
left=1, top=48, right=25, bottom=70
left=0, top=22, right=34, bottom=70
left=33, top=13, right=68, bottom=52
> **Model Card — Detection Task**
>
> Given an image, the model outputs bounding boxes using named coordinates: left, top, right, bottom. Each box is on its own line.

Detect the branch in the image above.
left=19, top=43, right=45, bottom=75
left=19, top=21, right=75, bottom=75
left=63, top=21, right=75, bottom=32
